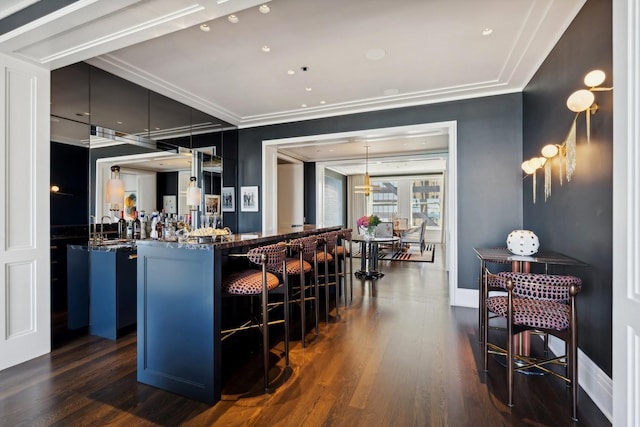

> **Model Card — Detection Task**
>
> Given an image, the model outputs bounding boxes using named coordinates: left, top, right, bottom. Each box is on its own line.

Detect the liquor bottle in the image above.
left=117, top=211, right=126, bottom=239
left=133, top=211, right=141, bottom=240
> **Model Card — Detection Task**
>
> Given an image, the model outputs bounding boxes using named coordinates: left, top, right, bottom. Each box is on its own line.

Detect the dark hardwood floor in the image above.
left=0, top=251, right=610, bottom=426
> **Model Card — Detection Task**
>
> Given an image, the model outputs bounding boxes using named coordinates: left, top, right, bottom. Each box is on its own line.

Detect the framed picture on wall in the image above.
left=222, top=187, right=235, bottom=212
left=240, top=186, right=259, bottom=212
left=124, top=191, right=137, bottom=220
left=163, top=195, right=177, bottom=214
left=205, top=195, right=220, bottom=215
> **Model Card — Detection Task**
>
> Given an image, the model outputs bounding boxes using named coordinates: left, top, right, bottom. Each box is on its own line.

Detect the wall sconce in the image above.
left=521, top=157, right=546, bottom=203
left=523, top=69, right=614, bottom=204
left=105, top=165, right=124, bottom=211
left=566, top=69, right=613, bottom=142
left=186, top=176, right=202, bottom=211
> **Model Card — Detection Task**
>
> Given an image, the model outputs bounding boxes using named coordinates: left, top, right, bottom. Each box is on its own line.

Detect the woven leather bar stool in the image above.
left=221, top=243, right=290, bottom=392
left=288, top=235, right=320, bottom=346
left=333, top=228, right=353, bottom=306
left=484, top=272, right=582, bottom=421
left=316, top=231, right=340, bottom=322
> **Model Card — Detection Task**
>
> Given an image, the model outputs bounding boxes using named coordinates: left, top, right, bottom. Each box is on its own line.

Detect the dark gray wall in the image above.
left=237, top=93, right=523, bottom=291
left=522, top=0, right=612, bottom=375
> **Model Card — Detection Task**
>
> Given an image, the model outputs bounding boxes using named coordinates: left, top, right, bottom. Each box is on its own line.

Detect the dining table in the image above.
left=353, top=235, right=399, bottom=279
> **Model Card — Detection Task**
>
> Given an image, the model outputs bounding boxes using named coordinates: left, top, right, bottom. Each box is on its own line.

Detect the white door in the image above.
left=612, top=1, right=639, bottom=424
left=277, top=163, right=304, bottom=233
left=0, top=54, right=51, bottom=370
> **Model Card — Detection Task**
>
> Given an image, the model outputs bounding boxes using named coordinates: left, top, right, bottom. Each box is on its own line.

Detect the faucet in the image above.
left=100, top=215, right=112, bottom=240
left=90, top=215, right=97, bottom=242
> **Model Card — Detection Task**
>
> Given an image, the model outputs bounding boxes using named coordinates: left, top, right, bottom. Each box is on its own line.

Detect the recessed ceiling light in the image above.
left=216, top=0, right=229, bottom=4
left=305, top=87, right=312, bottom=92
left=320, top=100, right=326, bottom=105
left=227, top=14, right=239, bottom=23
left=261, top=45, right=271, bottom=53
left=287, top=69, right=295, bottom=75
left=200, top=23, right=210, bottom=32
left=301, top=104, right=307, bottom=108
left=116, top=121, right=123, bottom=125
left=482, top=28, right=493, bottom=36
left=259, top=4, right=270, bottom=14
left=366, top=48, right=386, bottom=60
left=144, top=128, right=149, bottom=131
left=155, top=127, right=160, bottom=130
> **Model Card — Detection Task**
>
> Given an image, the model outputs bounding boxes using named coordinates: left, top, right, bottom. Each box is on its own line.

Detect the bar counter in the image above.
left=135, top=226, right=341, bottom=404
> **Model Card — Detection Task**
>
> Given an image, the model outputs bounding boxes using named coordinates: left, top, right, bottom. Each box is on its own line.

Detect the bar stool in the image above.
left=316, top=231, right=340, bottom=322
left=288, top=235, right=320, bottom=346
left=333, top=228, right=353, bottom=306
left=221, top=243, right=290, bottom=392
left=483, top=272, right=582, bottom=421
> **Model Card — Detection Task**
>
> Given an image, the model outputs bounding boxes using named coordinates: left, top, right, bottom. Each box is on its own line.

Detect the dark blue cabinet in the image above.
left=90, top=248, right=137, bottom=340
left=67, top=245, right=89, bottom=329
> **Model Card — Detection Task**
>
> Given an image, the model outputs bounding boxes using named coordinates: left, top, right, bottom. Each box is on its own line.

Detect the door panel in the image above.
left=0, top=53, right=51, bottom=371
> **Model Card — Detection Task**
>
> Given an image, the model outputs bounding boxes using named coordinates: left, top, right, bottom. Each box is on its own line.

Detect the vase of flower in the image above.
left=357, top=214, right=381, bottom=241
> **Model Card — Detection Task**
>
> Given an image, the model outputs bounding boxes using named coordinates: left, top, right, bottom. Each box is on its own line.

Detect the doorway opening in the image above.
left=261, top=121, right=463, bottom=306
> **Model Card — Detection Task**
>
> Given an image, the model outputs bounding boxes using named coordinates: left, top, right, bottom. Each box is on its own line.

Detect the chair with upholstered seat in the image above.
left=221, top=243, right=290, bottom=392
left=483, top=272, right=582, bottom=421
left=399, top=221, right=428, bottom=254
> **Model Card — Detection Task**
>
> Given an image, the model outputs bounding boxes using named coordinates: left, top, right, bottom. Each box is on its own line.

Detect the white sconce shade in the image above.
left=105, top=165, right=124, bottom=210
left=584, top=69, right=606, bottom=87
left=528, top=157, right=544, bottom=169
left=541, top=144, right=559, bottom=158
left=186, top=176, right=202, bottom=209
left=521, top=160, right=535, bottom=174
left=566, top=89, right=595, bottom=112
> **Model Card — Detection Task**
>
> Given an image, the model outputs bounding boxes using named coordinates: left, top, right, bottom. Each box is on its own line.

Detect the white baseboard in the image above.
left=452, top=287, right=479, bottom=308
left=453, top=288, right=613, bottom=423
left=547, top=336, right=613, bottom=423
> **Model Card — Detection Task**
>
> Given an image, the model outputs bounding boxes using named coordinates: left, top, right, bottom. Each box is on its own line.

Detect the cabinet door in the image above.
left=116, top=251, right=137, bottom=329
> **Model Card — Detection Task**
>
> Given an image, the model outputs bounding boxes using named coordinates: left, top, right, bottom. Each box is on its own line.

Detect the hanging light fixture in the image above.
left=186, top=176, right=202, bottom=210
left=105, top=165, right=125, bottom=211
left=354, top=145, right=381, bottom=197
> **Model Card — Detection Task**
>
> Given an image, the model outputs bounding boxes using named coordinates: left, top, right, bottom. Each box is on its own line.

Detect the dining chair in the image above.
left=483, top=271, right=582, bottom=421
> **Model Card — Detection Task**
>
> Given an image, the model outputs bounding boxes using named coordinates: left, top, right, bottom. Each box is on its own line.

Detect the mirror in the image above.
left=50, top=61, right=237, bottom=241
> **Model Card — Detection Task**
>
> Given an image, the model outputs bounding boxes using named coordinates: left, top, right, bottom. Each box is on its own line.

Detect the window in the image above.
left=370, top=174, right=443, bottom=229
left=371, top=180, right=397, bottom=221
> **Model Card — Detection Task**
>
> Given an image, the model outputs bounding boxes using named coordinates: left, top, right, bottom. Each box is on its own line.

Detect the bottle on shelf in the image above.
left=139, top=210, right=147, bottom=239
left=117, top=210, right=126, bottom=239
left=133, top=211, right=141, bottom=240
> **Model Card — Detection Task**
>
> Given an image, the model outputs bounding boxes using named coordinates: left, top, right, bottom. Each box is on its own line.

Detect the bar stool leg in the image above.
left=261, top=265, right=270, bottom=392
left=299, top=250, right=306, bottom=348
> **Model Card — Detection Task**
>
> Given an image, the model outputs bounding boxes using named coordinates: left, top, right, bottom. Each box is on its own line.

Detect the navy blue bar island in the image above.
left=136, top=227, right=340, bottom=405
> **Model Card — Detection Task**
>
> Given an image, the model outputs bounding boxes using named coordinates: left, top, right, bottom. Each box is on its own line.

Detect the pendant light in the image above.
left=354, top=145, right=380, bottom=197
left=105, top=165, right=125, bottom=211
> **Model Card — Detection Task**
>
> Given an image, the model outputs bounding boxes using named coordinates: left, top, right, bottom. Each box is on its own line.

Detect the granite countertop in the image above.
left=69, top=242, right=137, bottom=252
left=135, top=226, right=342, bottom=251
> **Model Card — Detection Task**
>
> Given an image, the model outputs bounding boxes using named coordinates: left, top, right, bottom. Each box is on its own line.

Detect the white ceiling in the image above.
left=0, top=0, right=586, bottom=173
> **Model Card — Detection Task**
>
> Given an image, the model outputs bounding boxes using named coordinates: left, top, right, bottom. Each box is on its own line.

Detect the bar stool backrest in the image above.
left=501, top=272, right=582, bottom=302
left=320, top=231, right=339, bottom=251
left=290, top=236, right=318, bottom=262
left=247, top=243, right=287, bottom=270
